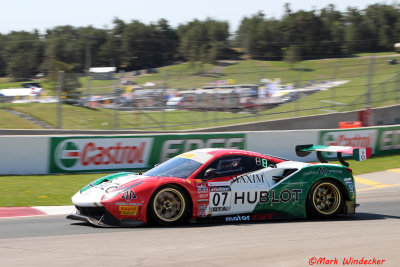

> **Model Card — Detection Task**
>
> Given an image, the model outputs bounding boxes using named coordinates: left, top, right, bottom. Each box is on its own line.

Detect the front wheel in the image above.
left=307, top=180, right=344, bottom=218
left=148, top=185, right=189, bottom=226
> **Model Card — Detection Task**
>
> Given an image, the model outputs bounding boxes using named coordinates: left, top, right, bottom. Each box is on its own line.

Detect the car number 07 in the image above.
left=210, top=191, right=231, bottom=209
left=213, top=192, right=228, bottom=206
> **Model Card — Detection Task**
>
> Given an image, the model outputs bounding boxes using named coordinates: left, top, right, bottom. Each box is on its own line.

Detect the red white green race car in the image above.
left=67, top=144, right=372, bottom=227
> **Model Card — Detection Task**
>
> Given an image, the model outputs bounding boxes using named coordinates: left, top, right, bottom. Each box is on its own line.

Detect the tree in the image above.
left=42, top=26, right=81, bottom=74
left=178, top=19, right=230, bottom=71
left=283, top=45, right=301, bottom=69
left=3, top=31, right=43, bottom=80
left=0, top=34, right=6, bottom=76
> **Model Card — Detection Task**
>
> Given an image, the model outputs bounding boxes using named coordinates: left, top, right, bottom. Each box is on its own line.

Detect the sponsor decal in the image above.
left=198, top=193, right=209, bottom=199
left=224, top=213, right=277, bottom=222
left=198, top=205, right=207, bottom=217
left=50, top=137, right=153, bottom=172
left=303, top=168, right=342, bottom=176
left=196, top=181, right=208, bottom=193
left=282, top=181, right=307, bottom=185
left=319, top=167, right=328, bottom=176
left=119, top=206, right=139, bottom=216
left=115, top=202, right=142, bottom=206
left=210, top=186, right=231, bottom=192
left=234, top=189, right=302, bottom=205
left=231, top=173, right=265, bottom=184
left=344, top=178, right=354, bottom=193
left=121, top=190, right=137, bottom=202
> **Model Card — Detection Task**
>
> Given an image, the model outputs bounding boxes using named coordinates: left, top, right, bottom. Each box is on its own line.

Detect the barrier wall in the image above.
left=0, top=136, right=49, bottom=174
left=0, top=125, right=399, bottom=175
left=192, top=105, right=400, bottom=132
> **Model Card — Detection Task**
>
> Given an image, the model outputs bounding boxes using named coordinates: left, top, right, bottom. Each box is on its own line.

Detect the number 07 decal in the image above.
left=209, top=186, right=231, bottom=212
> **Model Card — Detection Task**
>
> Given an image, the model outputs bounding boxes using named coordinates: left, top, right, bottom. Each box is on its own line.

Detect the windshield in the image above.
left=144, top=157, right=203, bottom=178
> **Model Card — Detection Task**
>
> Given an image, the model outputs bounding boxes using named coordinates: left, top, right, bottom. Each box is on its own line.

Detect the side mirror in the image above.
left=204, top=168, right=217, bottom=179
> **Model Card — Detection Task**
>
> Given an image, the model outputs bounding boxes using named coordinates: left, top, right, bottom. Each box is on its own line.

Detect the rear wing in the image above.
left=295, top=144, right=372, bottom=167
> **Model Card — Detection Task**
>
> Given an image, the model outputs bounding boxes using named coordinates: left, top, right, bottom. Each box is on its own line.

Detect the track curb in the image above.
left=0, top=205, right=74, bottom=218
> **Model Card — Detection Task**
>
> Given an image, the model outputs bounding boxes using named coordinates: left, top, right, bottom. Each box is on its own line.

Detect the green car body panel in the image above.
left=252, top=164, right=355, bottom=218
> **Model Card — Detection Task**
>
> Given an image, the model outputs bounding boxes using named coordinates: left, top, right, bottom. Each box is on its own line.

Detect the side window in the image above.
left=214, top=157, right=243, bottom=175
left=198, top=156, right=252, bottom=179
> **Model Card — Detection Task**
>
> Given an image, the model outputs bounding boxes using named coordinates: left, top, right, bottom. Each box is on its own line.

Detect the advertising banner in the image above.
left=149, top=133, right=245, bottom=163
left=49, top=136, right=154, bottom=173
left=319, top=125, right=400, bottom=158
left=375, top=126, right=400, bottom=155
left=48, top=133, right=245, bottom=173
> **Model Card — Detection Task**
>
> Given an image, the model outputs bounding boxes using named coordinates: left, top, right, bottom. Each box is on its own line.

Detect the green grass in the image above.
left=0, top=109, right=43, bottom=129
left=346, top=153, right=400, bottom=175
left=1, top=53, right=400, bottom=130
left=1, top=103, right=257, bottom=130
left=0, top=153, right=398, bottom=207
left=0, top=173, right=113, bottom=207
left=126, top=62, right=217, bottom=90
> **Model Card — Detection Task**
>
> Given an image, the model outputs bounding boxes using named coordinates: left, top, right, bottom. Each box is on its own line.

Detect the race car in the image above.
left=67, top=144, right=372, bottom=227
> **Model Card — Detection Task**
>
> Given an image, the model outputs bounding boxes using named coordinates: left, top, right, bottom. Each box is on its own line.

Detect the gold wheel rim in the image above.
left=312, top=182, right=341, bottom=215
left=153, top=188, right=185, bottom=222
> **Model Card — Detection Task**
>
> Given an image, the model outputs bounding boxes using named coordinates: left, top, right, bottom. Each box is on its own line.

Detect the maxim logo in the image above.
left=53, top=138, right=152, bottom=171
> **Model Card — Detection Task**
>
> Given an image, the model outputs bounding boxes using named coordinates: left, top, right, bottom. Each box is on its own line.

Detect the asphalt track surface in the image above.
left=1, top=169, right=399, bottom=267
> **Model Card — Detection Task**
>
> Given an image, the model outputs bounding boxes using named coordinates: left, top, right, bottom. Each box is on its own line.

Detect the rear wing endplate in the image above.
left=295, top=144, right=372, bottom=167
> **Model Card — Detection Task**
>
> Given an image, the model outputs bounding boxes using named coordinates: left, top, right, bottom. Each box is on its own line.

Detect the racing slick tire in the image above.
left=306, top=179, right=344, bottom=218
left=148, top=185, right=190, bottom=226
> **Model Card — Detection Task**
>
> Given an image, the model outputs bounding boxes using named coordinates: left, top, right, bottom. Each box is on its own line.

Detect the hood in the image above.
left=72, top=172, right=153, bottom=207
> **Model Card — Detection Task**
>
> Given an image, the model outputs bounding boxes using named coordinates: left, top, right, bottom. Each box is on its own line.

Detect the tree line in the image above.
left=0, top=3, right=399, bottom=80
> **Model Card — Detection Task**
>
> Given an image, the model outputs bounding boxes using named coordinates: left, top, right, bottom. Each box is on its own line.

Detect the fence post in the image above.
left=57, top=71, right=64, bottom=129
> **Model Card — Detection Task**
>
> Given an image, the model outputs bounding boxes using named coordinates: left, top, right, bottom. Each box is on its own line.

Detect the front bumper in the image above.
left=66, top=207, right=145, bottom=227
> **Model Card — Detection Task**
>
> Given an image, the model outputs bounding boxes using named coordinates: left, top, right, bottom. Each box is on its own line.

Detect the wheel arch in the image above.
left=145, top=183, right=194, bottom=223
left=307, top=177, right=349, bottom=199
left=306, top=177, right=348, bottom=217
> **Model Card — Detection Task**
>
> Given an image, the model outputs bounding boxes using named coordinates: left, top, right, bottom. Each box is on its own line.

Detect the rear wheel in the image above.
left=307, top=180, right=343, bottom=218
left=148, top=185, right=189, bottom=226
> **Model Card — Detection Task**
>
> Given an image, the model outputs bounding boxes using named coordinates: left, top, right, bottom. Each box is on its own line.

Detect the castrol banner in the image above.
left=49, top=137, right=153, bottom=173
left=48, top=133, right=245, bottom=173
